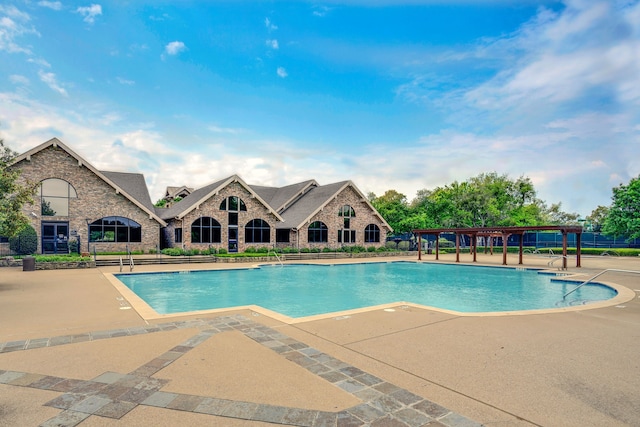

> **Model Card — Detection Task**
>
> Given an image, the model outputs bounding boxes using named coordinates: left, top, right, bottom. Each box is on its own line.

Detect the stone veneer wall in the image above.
left=13, top=146, right=161, bottom=254
left=296, top=185, right=390, bottom=249
left=169, top=181, right=279, bottom=253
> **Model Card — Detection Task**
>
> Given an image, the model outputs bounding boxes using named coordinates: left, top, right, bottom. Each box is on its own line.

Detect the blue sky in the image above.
left=1, top=0, right=638, bottom=217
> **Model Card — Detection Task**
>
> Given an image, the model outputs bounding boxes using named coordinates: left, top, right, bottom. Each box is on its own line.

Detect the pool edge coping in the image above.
left=102, top=262, right=637, bottom=324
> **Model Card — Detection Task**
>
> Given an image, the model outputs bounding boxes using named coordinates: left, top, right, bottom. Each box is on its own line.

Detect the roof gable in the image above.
left=278, top=180, right=392, bottom=230
left=160, top=174, right=283, bottom=221
left=11, top=138, right=167, bottom=226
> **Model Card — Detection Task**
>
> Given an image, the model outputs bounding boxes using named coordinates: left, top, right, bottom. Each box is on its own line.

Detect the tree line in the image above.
left=1, top=140, right=639, bottom=242
left=368, top=172, right=640, bottom=241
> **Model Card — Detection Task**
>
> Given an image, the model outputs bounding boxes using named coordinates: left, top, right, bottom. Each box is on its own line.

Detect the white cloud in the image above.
left=9, top=74, right=29, bottom=85
left=38, top=1, right=62, bottom=11
left=28, top=57, right=51, bottom=68
left=38, top=70, right=67, bottom=96
left=265, top=17, right=277, bottom=31
left=266, top=39, right=279, bottom=50
left=277, top=67, right=288, bottom=78
left=163, top=41, right=186, bottom=58
left=0, top=5, right=38, bottom=54
left=116, top=77, right=135, bottom=85
left=208, top=125, right=245, bottom=135
left=76, top=4, right=102, bottom=24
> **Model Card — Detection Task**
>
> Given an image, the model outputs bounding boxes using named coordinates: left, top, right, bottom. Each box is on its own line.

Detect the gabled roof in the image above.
left=276, top=180, right=392, bottom=231
left=164, top=185, right=193, bottom=199
left=159, top=174, right=283, bottom=221
left=11, top=138, right=167, bottom=226
left=250, top=179, right=318, bottom=213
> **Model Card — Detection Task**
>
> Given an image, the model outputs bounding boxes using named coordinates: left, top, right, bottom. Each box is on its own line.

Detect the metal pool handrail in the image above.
left=563, top=269, right=640, bottom=299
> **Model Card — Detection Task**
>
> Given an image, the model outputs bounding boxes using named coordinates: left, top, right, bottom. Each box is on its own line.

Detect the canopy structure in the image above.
left=413, top=226, right=584, bottom=269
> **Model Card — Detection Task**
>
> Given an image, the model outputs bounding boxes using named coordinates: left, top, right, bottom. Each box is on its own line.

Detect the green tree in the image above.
left=587, top=205, right=609, bottom=232
left=602, top=175, right=640, bottom=240
left=369, top=190, right=409, bottom=233
left=0, top=140, right=35, bottom=238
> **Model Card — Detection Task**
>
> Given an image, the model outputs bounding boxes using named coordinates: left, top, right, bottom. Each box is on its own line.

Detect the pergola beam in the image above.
left=413, top=225, right=583, bottom=267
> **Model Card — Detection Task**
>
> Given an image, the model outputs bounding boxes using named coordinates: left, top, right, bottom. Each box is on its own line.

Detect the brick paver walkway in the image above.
left=0, top=315, right=481, bottom=426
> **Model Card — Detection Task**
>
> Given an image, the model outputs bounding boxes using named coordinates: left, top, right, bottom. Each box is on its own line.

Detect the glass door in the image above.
left=42, top=222, right=69, bottom=254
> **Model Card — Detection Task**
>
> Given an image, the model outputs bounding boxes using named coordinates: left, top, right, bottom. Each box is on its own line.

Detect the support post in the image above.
left=435, top=235, right=440, bottom=260
left=455, top=233, right=460, bottom=263
left=518, top=233, right=524, bottom=265
left=418, top=233, right=422, bottom=261
left=502, top=233, right=509, bottom=265
left=576, top=232, right=582, bottom=267
left=562, top=232, right=568, bottom=269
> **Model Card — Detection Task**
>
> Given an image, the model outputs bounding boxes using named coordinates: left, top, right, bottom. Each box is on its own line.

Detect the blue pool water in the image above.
left=116, top=262, right=617, bottom=318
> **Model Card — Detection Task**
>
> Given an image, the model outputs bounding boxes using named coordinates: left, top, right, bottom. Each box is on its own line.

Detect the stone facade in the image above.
left=13, top=145, right=162, bottom=254
left=165, top=181, right=280, bottom=253
left=296, top=185, right=388, bottom=249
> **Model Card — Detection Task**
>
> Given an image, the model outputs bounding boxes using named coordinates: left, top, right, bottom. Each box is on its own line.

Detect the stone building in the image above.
left=8, top=138, right=392, bottom=254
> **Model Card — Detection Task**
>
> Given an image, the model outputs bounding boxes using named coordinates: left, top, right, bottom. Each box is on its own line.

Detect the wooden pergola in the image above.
left=413, top=225, right=584, bottom=269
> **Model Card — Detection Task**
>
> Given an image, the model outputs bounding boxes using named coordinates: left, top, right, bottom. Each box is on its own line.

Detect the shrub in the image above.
left=300, top=248, right=310, bottom=253
left=9, top=224, right=38, bottom=255
left=68, top=239, right=79, bottom=254
left=257, top=246, right=269, bottom=253
left=322, top=247, right=334, bottom=253
left=162, top=248, right=184, bottom=256
left=244, top=246, right=257, bottom=253
left=367, top=246, right=376, bottom=252
left=218, top=248, right=227, bottom=255
left=282, top=247, right=297, bottom=254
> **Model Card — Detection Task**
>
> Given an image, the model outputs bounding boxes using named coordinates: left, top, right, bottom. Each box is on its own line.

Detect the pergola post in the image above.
left=455, top=233, right=460, bottom=263
left=518, top=233, right=524, bottom=264
left=472, top=233, right=477, bottom=262
left=562, top=232, right=568, bottom=269
left=417, top=233, right=422, bottom=261
left=435, top=235, right=440, bottom=260
left=502, top=233, right=509, bottom=265
left=576, top=232, right=582, bottom=267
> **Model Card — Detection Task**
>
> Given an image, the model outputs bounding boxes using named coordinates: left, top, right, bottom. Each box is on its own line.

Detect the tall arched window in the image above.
left=89, top=217, right=141, bottom=242
left=38, top=178, right=77, bottom=216
left=245, top=219, right=270, bottom=243
left=308, top=221, right=328, bottom=243
left=191, top=217, right=221, bottom=243
left=338, top=204, right=355, bottom=230
left=364, top=224, right=381, bottom=243
left=219, top=196, right=247, bottom=211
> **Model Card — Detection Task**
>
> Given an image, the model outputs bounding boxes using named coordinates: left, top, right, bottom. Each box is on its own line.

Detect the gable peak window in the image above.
left=220, top=196, right=247, bottom=211
left=38, top=178, right=77, bottom=217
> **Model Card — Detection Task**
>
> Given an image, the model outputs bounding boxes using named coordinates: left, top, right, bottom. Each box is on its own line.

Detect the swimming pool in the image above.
left=115, top=262, right=617, bottom=318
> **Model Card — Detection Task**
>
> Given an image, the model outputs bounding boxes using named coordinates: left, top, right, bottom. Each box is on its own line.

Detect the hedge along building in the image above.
left=10, top=138, right=392, bottom=254
left=10, top=138, right=166, bottom=254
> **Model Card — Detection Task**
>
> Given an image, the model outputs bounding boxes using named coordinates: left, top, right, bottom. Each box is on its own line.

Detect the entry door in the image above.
left=42, top=222, right=69, bottom=254
left=228, top=227, right=238, bottom=253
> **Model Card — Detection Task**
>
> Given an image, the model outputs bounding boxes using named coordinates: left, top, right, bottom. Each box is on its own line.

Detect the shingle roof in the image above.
left=159, top=176, right=229, bottom=220
left=250, top=179, right=317, bottom=213
left=11, top=138, right=167, bottom=226
left=277, top=181, right=349, bottom=229
left=101, top=171, right=155, bottom=212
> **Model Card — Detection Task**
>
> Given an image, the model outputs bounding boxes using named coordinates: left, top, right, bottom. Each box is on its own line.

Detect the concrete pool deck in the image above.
left=1, top=253, right=639, bottom=426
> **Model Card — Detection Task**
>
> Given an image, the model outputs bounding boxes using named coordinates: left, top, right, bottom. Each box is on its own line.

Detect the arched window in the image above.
left=191, top=217, right=221, bottom=243
left=338, top=204, right=355, bottom=230
left=38, top=178, right=77, bottom=216
left=308, top=221, right=328, bottom=243
left=89, top=217, right=141, bottom=242
left=219, top=196, right=247, bottom=211
left=245, top=219, right=270, bottom=243
left=364, top=224, right=380, bottom=243
left=338, top=205, right=355, bottom=217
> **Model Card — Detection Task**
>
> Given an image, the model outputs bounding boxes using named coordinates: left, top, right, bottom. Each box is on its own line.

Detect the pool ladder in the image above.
left=119, top=255, right=134, bottom=272
left=563, top=268, right=640, bottom=299
left=270, top=248, right=284, bottom=267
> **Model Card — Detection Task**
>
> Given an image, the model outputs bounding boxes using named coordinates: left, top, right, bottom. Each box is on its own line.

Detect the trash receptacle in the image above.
left=427, top=248, right=433, bottom=254
left=23, top=256, right=35, bottom=272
